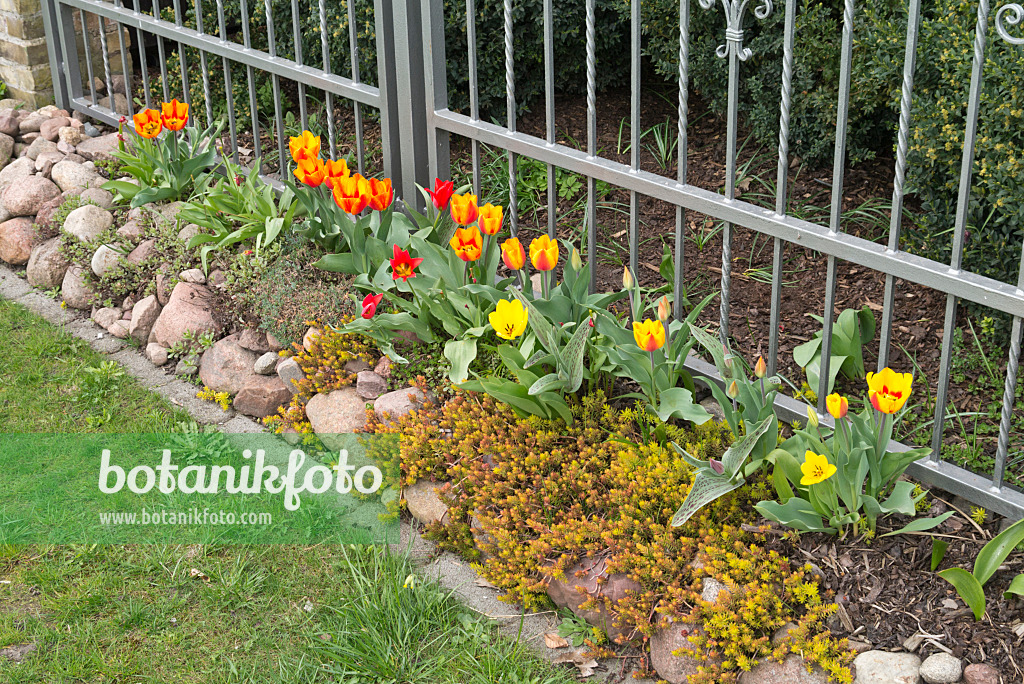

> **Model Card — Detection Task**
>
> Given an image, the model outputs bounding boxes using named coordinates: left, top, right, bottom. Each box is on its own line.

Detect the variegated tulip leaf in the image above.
left=529, top=373, right=564, bottom=396
left=511, top=288, right=559, bottom=361
left=687, top=323, right=731, bottom=378
left=721, top=415, right=775, bottom=476
left=563, top=317, right=593, bottom=393
left=671, top=471, right=743, bottom=527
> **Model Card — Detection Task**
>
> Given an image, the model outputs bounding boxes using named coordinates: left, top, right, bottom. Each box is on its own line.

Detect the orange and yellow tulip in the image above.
left=293, top=156, right=327, bottom=187
left=323, top=159, right=350, bottom=189
left=529, top=234, right=559, bottom=272
left=866, top=367, right=913, bottom=414
left=826, top=393, right=848, bottom=419
left=477, top=203, right=503, bottom=236
left=501, top=237, right=526, bottom=271
left=160, top=99, right=189, bottom=131
left=450, top=193, right=478, bottom=226
left=332, top=174, right=369, bottom=215
left=366, top=177, right=394, bottom=211
left=289, top=130, right=320, bottom=163
left=449, top=225, right=483, bottom=262
left=632, top=319, right=666, bottom=352
left=132, top=108, right=162, bottom=139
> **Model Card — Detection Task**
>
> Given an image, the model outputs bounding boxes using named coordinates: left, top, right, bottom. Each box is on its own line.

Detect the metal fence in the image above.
left=41, top=0, right=1024, bottom=518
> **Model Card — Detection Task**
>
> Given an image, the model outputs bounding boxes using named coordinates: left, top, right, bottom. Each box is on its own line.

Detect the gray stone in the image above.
left=129, top=295, right=161, bottom=343
left=63, top=205, right=113, bottom=243
left=373, top=387, right=435, bottom=424
left=254, top=351, right=278, bottom=375
left=177, top=223, right=200, bottom=244
left=145, top=343, right=169, bottom=366
left=0, top=157, right=34, bottom=193
left=0, top=217, right=36, bottom=265
left=649, top=618, right=706, bottom=683
left=175, top=357, right=199, bottom=378
left=345, top=358, right=373, bottom=374
left=304, top=388, right=368, bottom=450
left=0, top=132, right=12, bottom=167
left=126, top=238, right=156, bottom=265
left=356, top=370, right=387, bottom=400
left=18, top=115, right=44, bottom=133
left=51, top=160, right=101, bottom=193
left=116, top=218, right=145, bottom=241
left=2, top=176, right=60, bottom=217
left=238, top=328, right=272, bottom=353
left=92, top=307, right=122, bottom=330
left=75, top=132, right=119, bottom=162
left=853, top=651, right=921, bottom=684
left=61, top=266, right=96, bottom=310
left=374, top=355, right=392, bottom=378
left=0, top=110, right=18, bottom=137
left=919, top=653, right=961, bottom=684
left=149, top=282, right=222, bottom=348
left=34, top=150, right=64, bottom=177
left=701, top=577, right=728, bottom=604
left=98, top=94, right=130, bottom=115
left=199, top=335, right=258, bottom=395
left=546, top=557, right=641, bottom=643
left=700, top=397, right=726, bottom=422
left=403, top=479, right=449, bottom=525
left=57, top=126, right=82, bottom=147
left=90, top=243, right=125, bottom=277
left=232, top=375, right=292, bottom=419
left=26, top=237, right=69, bottom=288
left=303, top=326, right=320, bottom=350
left=155, top=270, right=172, bottom=305
left=962, top=663, right=1000, bottom=684
left=33, top=194, right=65, bottom=229
left=737, top=655, right=829, bottom=684
left=156, top=201, right=184, bottom=226
left=179, top=268, right=206, bottom=284
left=266, top=332, right=284, bottom=352
left=207, top=269, right=226, bottom=288
left=25, top=137, right=58, bottom=161
left=78, top=187, right=113, bottom=209
left=276, top=357, right=305, bottom=394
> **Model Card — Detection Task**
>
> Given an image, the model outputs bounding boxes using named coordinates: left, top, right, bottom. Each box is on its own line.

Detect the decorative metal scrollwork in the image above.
left=699, top=0, right=774, bottom=61
left=996, top=3, right=1024, bottom=44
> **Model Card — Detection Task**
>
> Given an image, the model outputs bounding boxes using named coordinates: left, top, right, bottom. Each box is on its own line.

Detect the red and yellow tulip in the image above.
left=390, top=245, right=424, bottom=281
left=501, top=237, right=526, bottom=271
left=477, top=203, right=503, bottom=236
left=366, top=177, right=394, bottom=212
left=160, top=99, right=189, bottom=131
left=866, top=367, right=913, bottom=415
left=289, top=130, right=320, bottom=163
left=132, top=109, right=162, bottom=139
left=826, top=393, right=849, bottom=419
left=632, top=319, right=666, bottom=352
left=332, top=174, right=370, bottom=215
left=323, top=159, right=350, bottom=189
left=426, top=178, right=455, bottom=210
left=449, top=225, right=483, bottom=262
left=450, top=193, right=478, bottom=226
left=529, top=235, right=559, bottom=272
left=293, top=156, right=327, bottom=187
left=361, top=293, right=384, bottom=319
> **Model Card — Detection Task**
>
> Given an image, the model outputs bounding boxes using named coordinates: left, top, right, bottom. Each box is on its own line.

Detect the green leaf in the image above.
left=670, top=471, right=744, bottom=527
left=931, top=539, right=949, bottom=571
left=655, top=387, right=711, bottom=425
left=510, top=288, right=558, bottom=357
left=880, top=511, right=955, bottom=537
left=754, top=498, right=828, bottom=533
left=937, top=568, right=986, bottom=620
left=528, top=372, right=564, bottom=396
left=313, top=252, right=357, bottom=274
left=974, top=517, right=1024, bottom=586
left=720, top=415, right=775, bottom=477
left=562, top=316, right=593, bottom=393
left=1003, top=574, right=1024, bottom=601
left=444, top=338, right=477, bottom=385
left=792, top=338, right=821, bottom=368
left=876, top=480, right=919, bottom=517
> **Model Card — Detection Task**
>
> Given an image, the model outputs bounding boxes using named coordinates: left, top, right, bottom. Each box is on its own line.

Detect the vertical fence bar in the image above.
left=134, top=0, right=152, bottom=108
left=112, top=0, right=134, bottom=118
left=422, top=0, right=450, bottom=183
left=97, top=14, right=115, bottom=111
left=55, top=4, right=84, bottom=106
left=993, top=245, right=1024, bottom=490
left=504, top=0, right=518, bottom=237
left=585, top=0, right=597, bottom=292
left=816, top=0, right=856, bottom=410
left=173, top=0, right=192, bottom=110
left=629, top=0, right=640, bottom=277
left=290, top=0, right=308, bottom=132
left=673, top=0, right=691, bottom=320
left=931, top=0, right=991, bottom=460
left=348, top=0, right=366, bottom=173
left=264, top=0, right=288, bottom=177
left=152, top=0, right=170, bottom=101
left=319, top=0, right=337, bottom=159
left=878, top=0, right=923, bottom=371
left=217, top=0, right=238, bottom=163
left=543, top=0, right=555, bottom=242
left=195, top=0, right=215, bottom=128
left=718, top=18, right=740, bottom=346
left=80, top=10, right=98, bottom=104
left=467, top=0, right=481, bottom=197
left=768, top=0, right=797, bottom=376
left=240, top=0, right=263, bottom=168
left=41, top=0, right=69, bottom=110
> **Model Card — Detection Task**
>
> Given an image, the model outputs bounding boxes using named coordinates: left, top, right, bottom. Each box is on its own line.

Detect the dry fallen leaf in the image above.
left=544, top=632, right=569, bottom=649
left=189, top=568, right=210, bottom=582
left=474, top=576, right=497, bottom=589
left=553, top=651, right=599, bottom=677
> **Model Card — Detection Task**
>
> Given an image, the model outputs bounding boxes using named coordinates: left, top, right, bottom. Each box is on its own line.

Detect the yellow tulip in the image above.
left=632, top=319, right=666, bottom=352
left=800, top=451, right=836, bottom=486
left=866, top=367, right=913, bottom=414
left=489, top=299, right=528, bottom=340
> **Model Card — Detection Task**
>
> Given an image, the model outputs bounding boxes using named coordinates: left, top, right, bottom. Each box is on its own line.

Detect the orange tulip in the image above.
left=160, top=99, right=189, bottom=131
left=366, top=177, right=394, bottom=211
left=289, top=130, right=320, bottom=163
left=754, top=355, right=767, bottom=379
left=332, top=174, right=369, bottom=215
left=449, top=225, right=483, bottom=262
left=293, top=156, right=327, bottom=187
left=132, top=108, right=162, bottom=139
left=632, top=319, right=666, bottom=352
left=323, top=159, right=350, bottom=189
left=529, top=235, right=559, bottom=272
left=477, top=203, right=503, bottom=236
left=450, top=193, right=478, bottom=226
left=501, top=237, right=526, bottom=271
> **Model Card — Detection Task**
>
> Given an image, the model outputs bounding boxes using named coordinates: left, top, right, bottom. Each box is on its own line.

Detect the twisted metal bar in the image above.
left=994, top=316, right=1022, bottom=489
left=318, top=0, right=337, bottom=159
left=586, top=0, right=597, bottom=291
left=504, top=0, right=517, bottom=236
left=997, top=2, right=1024, bottom=43
left=347, top=0, right=365, bottom=173
left=216, top=0, right=238, bottom=163
left=97, top=15, right=113, bottom=111
left=195, top=0, right=214, bottom=127
left=674, top=0, right=691, bottom=319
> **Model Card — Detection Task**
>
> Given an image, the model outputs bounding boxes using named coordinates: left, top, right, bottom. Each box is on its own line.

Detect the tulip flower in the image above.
left=826, top=393, right=848, bottom=420
left=160, top=99, right=189, bottom=131
left=293, top=156, right=327, bottom=187
left=622, top=266, right=634, bottom=290
left=332, top=174, right=369, bottom=215
left=450, top=193, right=478, bottom=226
left=361, top=293, right=384, bottom=319
left=632, top=319, right=666, bottom=352
left=800, top=451, right=836, bottom=486
left=449, top=225, right=483, bottom=262
left=132, top=108, right=162, bottom=139
left=426, top=178, right=455, bottom=210
left=529, top=234, right=559, bottom=272
left=389, top=245, right=423, bottom=282
left=570, top=248, right=583, bottom=272
left=657, top=296, right=671, bottom=323
left=323, top=159, right=350, bottom=189
left=754, top=356, right=767, bottom=379
left=366, top=177, right=394, bottom=211
left=807, top=405, right=819, bottom=428
left=866, top=367, right=913, bottom=415
left=501, top=237, right=526, bottom=271
left=489, top=298, right=528, bottom=340
left=289, top=130, right=320, bottom=162
left=726, top=380, right=739, bottom=399
left=477, top=203, right=503, bottom=236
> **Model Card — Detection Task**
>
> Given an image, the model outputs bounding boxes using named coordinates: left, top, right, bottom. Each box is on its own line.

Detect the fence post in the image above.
left=421, top=0, right=450, bottom=187
left=39, top=0, right=69, bottom=109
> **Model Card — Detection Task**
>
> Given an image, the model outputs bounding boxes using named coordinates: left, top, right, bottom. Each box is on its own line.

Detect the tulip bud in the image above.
left=754, top=355, right=767, bottom=379
left=807, top=405, right=819, bottom=428
left=570, top=248, right=583, bottom=272
left=622, top=266, right=634, bottom=290
left=709, top=459, right=725, bottom=475
left=726, top=380, right=739, bottom=399
left=657, top=296, right=670, bottom=323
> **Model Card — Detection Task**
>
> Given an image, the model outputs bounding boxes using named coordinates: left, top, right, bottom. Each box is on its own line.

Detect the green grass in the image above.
left=0, top=299, right=573, bottom=683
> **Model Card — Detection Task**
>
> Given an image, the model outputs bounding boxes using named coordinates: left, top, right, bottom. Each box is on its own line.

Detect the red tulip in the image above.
left=361, top=293, right=384, bottom=319
left=390, top=245, right=424, bottom=282
left=426, top=178, right=455, bottom=210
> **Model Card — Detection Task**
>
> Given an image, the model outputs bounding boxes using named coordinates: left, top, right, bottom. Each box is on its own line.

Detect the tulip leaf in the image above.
left=562, top=316, right=593, bottom=393
left=754, top=498, right=827, bottom=533
left=444, top=338, right=477, bottom=385
left=313, top=252, right=357, bottom=274
left=671, top=471, right=744, bottom=527
left=937, top=568, right=986, bottom=620
left=721, top=415, right=775, bottom=477
left=974, top=517, right=1024, bottom=586
left=655, top=387, right=710, bottom=425
left=687, top=323, right=732, bottom=379
left=880, top=511, right=954, bottom=537
left=931, top=539, right=949, bottom=571
left=1003, top=573, right=1024, bottom=601
left=510, top=289, right=559, bottom=361
left=528, top=373, right=564, bottom=396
